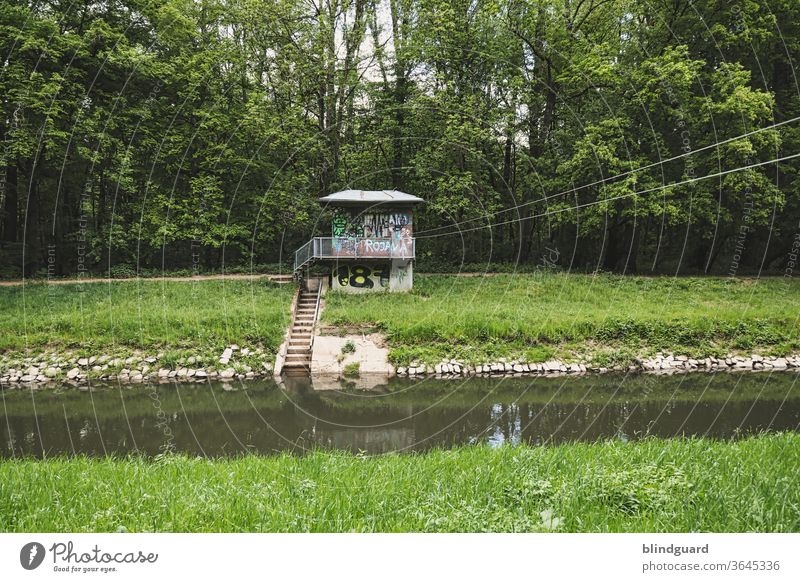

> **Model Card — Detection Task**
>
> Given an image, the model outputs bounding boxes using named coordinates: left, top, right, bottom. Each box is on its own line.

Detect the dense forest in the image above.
left=1, top=0, right=798, bottom=276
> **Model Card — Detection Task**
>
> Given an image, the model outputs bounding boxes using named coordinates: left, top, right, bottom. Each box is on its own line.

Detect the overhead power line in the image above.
left=416, top=115, right=798, bottom=236
left=417, top=151, right=800, bottom=239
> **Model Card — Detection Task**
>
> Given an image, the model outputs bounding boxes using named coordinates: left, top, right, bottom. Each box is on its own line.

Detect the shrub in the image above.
left=343, top=362, right=360, bottom=378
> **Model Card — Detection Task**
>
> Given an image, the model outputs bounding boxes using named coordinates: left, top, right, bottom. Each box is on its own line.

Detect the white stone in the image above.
left=220, top=368, right=236, bottom=379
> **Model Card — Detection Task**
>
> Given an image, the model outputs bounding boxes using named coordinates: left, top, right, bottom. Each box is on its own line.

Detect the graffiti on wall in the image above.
left=331, top=213, right=349, bottom=237
left=330, top=237, right=413, bottom=258
left=360, top=212, right=411, bottom=238
left=331, top=210, right=412, bottom=240
left=333, top=263, right=390, bottom=289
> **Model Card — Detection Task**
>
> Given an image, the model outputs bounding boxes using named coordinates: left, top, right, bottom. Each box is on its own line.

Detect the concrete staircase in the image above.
left=282, top=280, right=321, bottom=375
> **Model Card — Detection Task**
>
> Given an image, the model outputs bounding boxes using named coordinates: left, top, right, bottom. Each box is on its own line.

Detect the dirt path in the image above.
left=0, top=273, right=294, bottom=287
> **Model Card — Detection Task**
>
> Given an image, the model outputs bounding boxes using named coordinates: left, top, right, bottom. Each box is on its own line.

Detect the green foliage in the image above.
left=1, top=434, right=798, bottom=532
left=343, top=361, right=361, bottom=377
left=0, top=0, right=798, bottom=277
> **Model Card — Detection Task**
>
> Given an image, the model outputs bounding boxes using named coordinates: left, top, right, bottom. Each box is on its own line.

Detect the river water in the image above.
left=1, top=372, right=798, bottom=457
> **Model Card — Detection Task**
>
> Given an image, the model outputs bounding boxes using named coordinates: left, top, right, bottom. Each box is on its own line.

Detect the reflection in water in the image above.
left=1, top=372, right=798, bottom=457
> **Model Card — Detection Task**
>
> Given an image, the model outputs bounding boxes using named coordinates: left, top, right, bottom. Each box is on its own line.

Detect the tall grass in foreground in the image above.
left=0, top=280, right=293, bottom=353
left=323, top=274, right=800, bottom=363
left=1, top=434, right=798, bottom=532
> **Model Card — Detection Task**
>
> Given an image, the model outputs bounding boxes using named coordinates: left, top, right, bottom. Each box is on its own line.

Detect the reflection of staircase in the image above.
left=282, top=280, right=322, bottom=376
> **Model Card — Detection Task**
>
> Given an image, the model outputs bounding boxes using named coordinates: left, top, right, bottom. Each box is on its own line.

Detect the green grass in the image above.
left=0, top=279, right=293, bottom=355
left=2, top=274, right=798, bottom=367
left=1, top=434, right=798, bottom=532
left=322, top=274, right=800, bottom=365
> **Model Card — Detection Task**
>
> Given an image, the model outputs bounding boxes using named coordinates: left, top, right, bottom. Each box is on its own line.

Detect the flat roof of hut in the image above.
left=318, top=190, right=425, bottom=207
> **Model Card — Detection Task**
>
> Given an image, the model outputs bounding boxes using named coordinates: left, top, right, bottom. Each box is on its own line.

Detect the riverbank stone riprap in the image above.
left=0, top=345, right=274, bottom=388
left=2, top=348, right=800, bottom=388
left=395, top=354, right=800, bottom=379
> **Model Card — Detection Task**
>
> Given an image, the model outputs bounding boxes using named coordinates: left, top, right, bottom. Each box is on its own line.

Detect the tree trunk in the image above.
left=2, top=160, right=18, bottom=242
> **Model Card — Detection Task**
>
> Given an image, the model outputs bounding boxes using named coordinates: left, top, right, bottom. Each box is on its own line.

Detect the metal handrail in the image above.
left=308, top=282, right=322, bottom=353
left=294, top=237, right=416, bottom=272
left=294, top=239, right=314, bottom=271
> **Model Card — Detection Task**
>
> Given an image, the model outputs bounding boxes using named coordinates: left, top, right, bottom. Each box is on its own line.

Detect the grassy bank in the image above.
left=323, top=274, right=800, bottom=365
left=1, top=434, right=798, bottom=532
left=1, top=274, right=798, bottom=371
left=0, top=279, right=293, bottom=356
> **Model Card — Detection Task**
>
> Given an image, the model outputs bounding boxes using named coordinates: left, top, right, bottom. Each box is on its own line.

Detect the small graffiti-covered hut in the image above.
left=294, top=190, right=424, bottom=292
